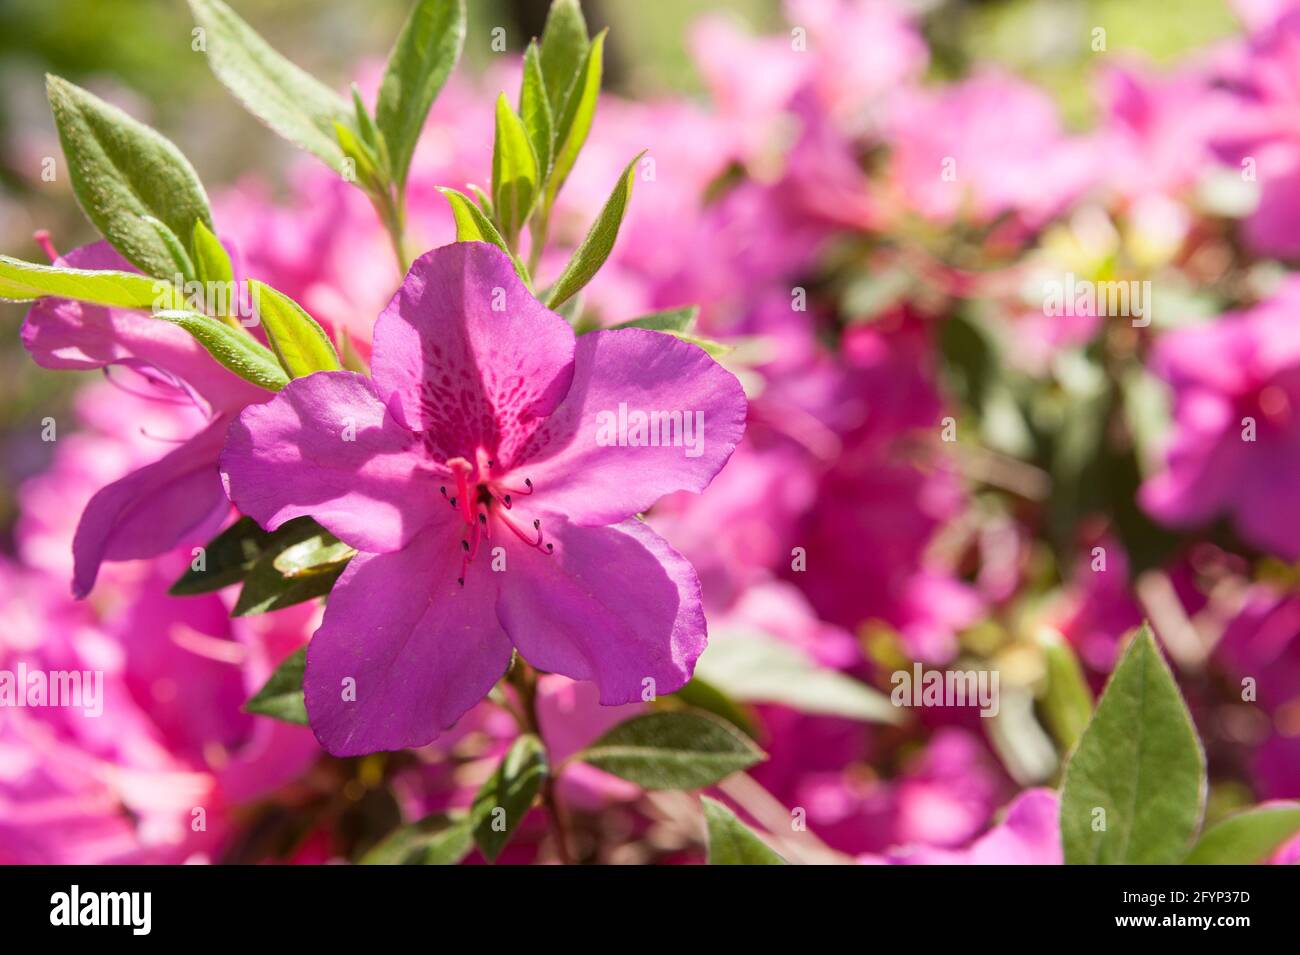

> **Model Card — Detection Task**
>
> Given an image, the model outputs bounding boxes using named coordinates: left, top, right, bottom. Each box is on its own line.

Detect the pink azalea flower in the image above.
left=1139, top=278, right=1300, bottom=558
left=20, top=241, right=266, bottom=597
left=220, top=242, right=747, bottom=755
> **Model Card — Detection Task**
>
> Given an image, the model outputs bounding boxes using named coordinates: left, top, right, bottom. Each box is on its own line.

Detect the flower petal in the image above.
left=72, top=417, right=231, bottom=597
left=21, top=241, right=264, bottom=414
left=220, top=370, right=452, bottom=553
left=510, top=328, right=748, bottom=525
left=370, top=242, right=576, bottom=465
left=303, top=531, right=512, bottom=756
left=497, top=515, right=706, bottom=704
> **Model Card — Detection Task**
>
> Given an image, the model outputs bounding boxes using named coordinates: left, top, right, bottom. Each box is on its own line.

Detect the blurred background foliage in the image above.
left=0, top=0, right=1236, bottom=546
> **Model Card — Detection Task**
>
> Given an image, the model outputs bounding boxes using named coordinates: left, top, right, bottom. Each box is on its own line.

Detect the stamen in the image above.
left=33, top=230, right=58, bottom=263
left=496, top=509, right=554, bottom=553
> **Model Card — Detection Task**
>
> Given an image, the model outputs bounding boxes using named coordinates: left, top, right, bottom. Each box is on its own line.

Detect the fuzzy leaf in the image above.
left=191, top=220, right=234, bottom=288
left=189, top=0, right=353, bottom=172
left=544, top=150, right=642, bottom=309
left=375, top=0, right=466, bottom=188
left=1184, top=803, right=1300, bottom=864
left=538, top=0, right=589, bottom=119
left=1060, top=625, right=1206, bottom=864
left=519, top=40, right=553, bottom=180
left=702, top=797, right=787, bottom=865
left=576, top=710, right=764, bottom=790
left=545, top=30, right=604, bottom=209
left=249, top=281, right=341, bottom=378
left=361, top=814, right=473, bottom=865
left=0, top=254, right=172, bottom=308
left=470, top=734, right=548, bottom=862
left=233, top=518, right=350, bottom=616
left=491, top=93, right=539, bottom=244
left=609, top=306, right=699, bottom=333
left=169, top=516, right=277, bottom=595
left=243, top=647, right=307, bottom=724
left=437, top=190, right=528, bottom=284
left=46, top=75, right=212, bottom=278
left=155, top=309, right=289, bottom=392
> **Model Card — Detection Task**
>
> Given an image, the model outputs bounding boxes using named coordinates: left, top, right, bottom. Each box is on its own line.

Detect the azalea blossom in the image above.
left=20, top=241, right=266, bottom=597
left=221, top=242, right=747, bottom=755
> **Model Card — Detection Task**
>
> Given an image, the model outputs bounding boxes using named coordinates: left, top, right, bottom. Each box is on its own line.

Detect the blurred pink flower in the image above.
left=1140, top=278, right=1300, bottom=558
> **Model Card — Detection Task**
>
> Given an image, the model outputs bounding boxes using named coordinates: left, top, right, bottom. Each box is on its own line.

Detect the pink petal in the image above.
left=72, top=417, right=231, bottom=597
left=220, top=370, right=453, bottom=553
left=303, top=530, right=513, bottom=756
left=497, top=515, right=706, bottom=704
left=511, top=329, right=748, bottom=526
left=370, top=242, right=576, bottom=465
left=21, top=241, right=264, bottom=414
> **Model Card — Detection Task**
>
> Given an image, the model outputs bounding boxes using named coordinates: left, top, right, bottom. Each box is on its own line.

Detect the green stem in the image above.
left=374, top=187, right=410, bottom=275
left=506, top=660, right=575, bottom=864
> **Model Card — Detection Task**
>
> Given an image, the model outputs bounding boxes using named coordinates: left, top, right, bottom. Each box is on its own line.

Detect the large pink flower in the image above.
left=221, top=242, right=747, bottom=755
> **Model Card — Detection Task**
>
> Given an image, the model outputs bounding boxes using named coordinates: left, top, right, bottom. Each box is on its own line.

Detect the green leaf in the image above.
left=0, top=254, right=172, bottom=308
left=436, top=189, right=528, bottom=284
left=155, top=309, right=289, bottom=392
left=1036, top=628, right=1094, bottom=754
left=694, top=630, right=901, bottom=725
left=670, top=677, right=757, bottom=738
left=669, top=331, right=732, bottom=359
left=272, top=534, right=355, bottom=578
left=233, top=518, right=351, bottom=616
left=189, top=0, right=353, bottom=173
left=491, top=93, right=539, bottom=245
left=375, top=0, right=466, bottom=189
left=1184, top=803, right=1300, bottom=864
left=470, top=734, right=548, bottom=862
left=46, top=75, right=212, bottom=278
left=544, top=149, right=641, bottom=310
left=519, top=41, right=553, bottom=181
left=249, top=281, right=341, bottom=378
left=141, top=215, right=197, bottom=281
left=361, top=814, right=474, bottom=865
left=702, top=797, right=788, bottom=865
left=538, top=0, right=589, bottom=120
left=169, top=516, right=277, bottom=595
left=1059, top=624, right=1206, bottom=864
left=191, top=220, right=234, bottom=289
left=545, top=29, right=604, bottom=209
left=609, top=305, right=698, bottom=333
left=576, top=710, right=764, bottom=790
left=243, top=647, right=308, bottom=724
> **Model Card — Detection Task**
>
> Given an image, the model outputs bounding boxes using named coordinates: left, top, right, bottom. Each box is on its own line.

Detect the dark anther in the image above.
left=461, top=540, right=469, bottom=551
left=457, top=577, right=465, bottom=586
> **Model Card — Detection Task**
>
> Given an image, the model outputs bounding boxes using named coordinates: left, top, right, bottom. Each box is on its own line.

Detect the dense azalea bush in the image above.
left=1, top=0, right=1299, bottom=865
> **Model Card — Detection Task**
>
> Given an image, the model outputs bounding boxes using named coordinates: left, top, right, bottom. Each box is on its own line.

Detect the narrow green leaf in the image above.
left=188, top=0, right=353, bottom=172
left=46, top=75, right=212, bottom=278
left=438, top=189, right=515, bottom=263
left=233, top=518, right=350, bottom=616
left=361, top=814, right=474, bottom=865
left=576, top=710, right=765, bottom=790
left=702, top=797, right=788, bottom=865
left=470, top=734, right=548, bottom=862
left=1060, top=625, right=1206, bottom=864
left=249, top=281, right=341, bottom=378
left=546, top=29, right=604, bottom=209
left=491, top=93, right=539, bottom=245
left=544, top=150, right=642, bottom=310
left=243, top=647, right=307, bottom=724
left=694, top=630, right=901, bottom=725
left=519, top=41, right=553, bottom=180
left=169, top=516, right=276, bottom=595
left=191, top=220, right=234, bottom=290
left=538, top=0, right=589, bottom=119
left=155, top=309, right=289, bottom=392
left=0, top=254, right=172, bottom=308
left=609, top=305, right=698, bottom=333
left=666, top=331, right=731, bottom=358
left=375, top=0, right=466, bottom=189
left=333, top=120, right=382, bottom=190
left=1037, top=628, right=1094, bottom=754
left=1184, top=803, right=1300, bottom=864
left=141, top=215, right=197, bottom=281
